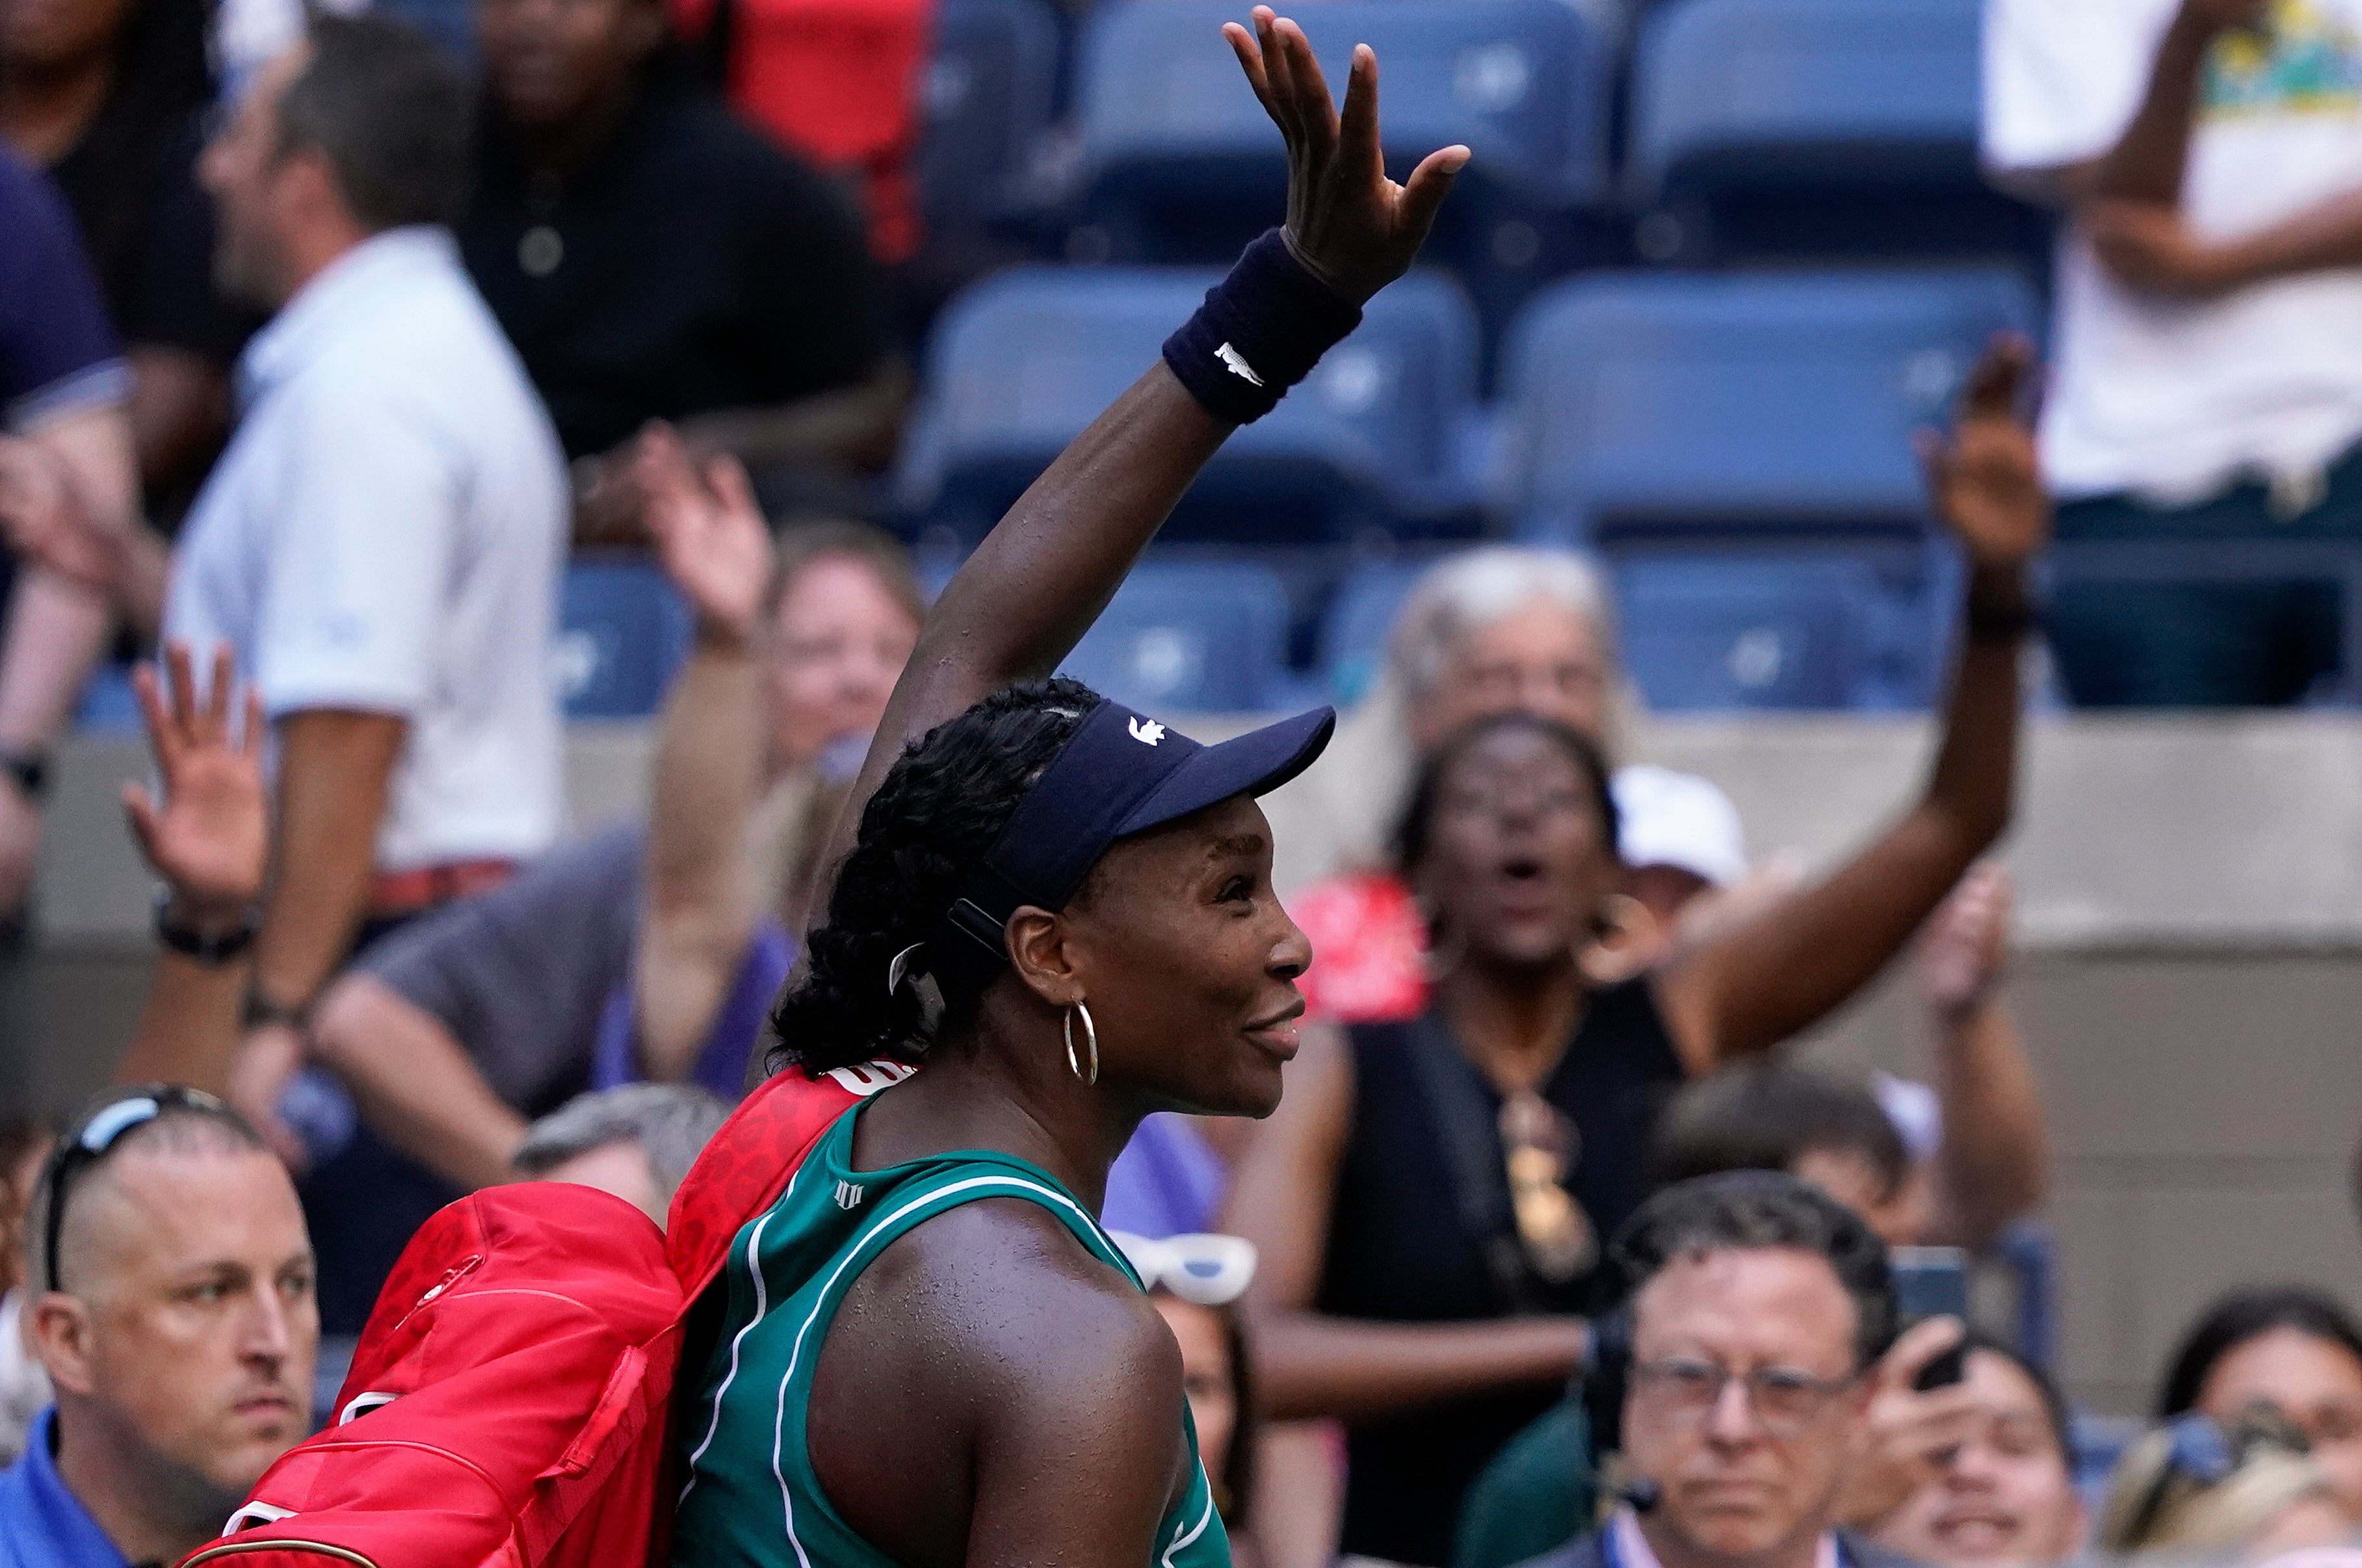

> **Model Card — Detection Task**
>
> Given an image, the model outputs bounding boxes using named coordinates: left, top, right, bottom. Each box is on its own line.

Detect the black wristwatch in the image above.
left=155, top=892, right=256, bottom=965
left=0, top=747, right=51, bottom=804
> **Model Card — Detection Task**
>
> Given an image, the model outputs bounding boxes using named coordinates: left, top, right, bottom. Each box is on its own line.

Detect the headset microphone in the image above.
left=1616, top=1478, right=1662, bottom=1515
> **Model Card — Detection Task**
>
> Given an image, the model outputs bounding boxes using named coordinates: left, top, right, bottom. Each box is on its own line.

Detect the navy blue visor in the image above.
left=929, top=698, right=1333, bottom=973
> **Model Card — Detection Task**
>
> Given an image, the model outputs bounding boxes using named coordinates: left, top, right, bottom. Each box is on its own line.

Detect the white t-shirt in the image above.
left=1984, top=0, right=2362, bottom=503
left=165, top=228, right=568, bottom=874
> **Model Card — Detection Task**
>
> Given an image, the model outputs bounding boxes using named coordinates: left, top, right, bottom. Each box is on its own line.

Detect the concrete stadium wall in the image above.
left=6, top=712, right=2359, bottom=1415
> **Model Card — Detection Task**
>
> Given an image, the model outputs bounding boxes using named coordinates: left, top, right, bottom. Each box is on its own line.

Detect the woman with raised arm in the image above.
left=664, top=12, right=1467, bottom=1568
left=1216, top=339, right=2051, bottom=1568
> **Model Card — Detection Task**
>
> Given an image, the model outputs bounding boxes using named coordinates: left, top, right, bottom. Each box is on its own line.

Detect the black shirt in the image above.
left=461, top=77, right=889, bottom=460
left=1320, top=980, right=1688, bottom=1568
left=47, top=109, right=250, bottom=369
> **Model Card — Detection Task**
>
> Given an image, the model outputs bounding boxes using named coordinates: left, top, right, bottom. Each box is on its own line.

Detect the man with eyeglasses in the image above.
left=1514, top=1172, right=1926, bottom=1568
left=0, top=1088, right=316, bottom=1568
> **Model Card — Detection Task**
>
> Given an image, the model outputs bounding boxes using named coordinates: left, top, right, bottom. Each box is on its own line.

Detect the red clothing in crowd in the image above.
left=1291, top=869, right=1432, bottom=1026
left=668, top=0, right=932, bottom=263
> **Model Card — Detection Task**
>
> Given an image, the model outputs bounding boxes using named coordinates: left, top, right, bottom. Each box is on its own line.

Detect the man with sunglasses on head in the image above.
left=1515, top=1173, right=1925, bottom=1568
left=0, top=1088, right=316, bottom=1568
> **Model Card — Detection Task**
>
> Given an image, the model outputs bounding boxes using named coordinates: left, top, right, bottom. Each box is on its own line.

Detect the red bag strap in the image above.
left=663, top=1062, right=915, bottom=1300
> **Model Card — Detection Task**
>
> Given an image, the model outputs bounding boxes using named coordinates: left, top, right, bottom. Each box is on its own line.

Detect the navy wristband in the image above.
left=1162, top=229, right=1364, bottom=425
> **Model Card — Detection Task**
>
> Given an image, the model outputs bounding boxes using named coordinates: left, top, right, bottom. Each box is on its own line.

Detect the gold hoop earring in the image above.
left=1064, top=1001, right=1099, bottom=1086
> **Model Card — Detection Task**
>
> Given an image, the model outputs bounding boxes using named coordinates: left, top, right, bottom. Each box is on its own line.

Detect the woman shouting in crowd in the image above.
left=666, top=10, right=1467, bottom=1568
left=1220, top=337, right=2051, bottom=1567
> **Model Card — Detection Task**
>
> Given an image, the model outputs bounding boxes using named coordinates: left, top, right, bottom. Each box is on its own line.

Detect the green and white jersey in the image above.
left=672, top=1099, right=1231, bottom=1568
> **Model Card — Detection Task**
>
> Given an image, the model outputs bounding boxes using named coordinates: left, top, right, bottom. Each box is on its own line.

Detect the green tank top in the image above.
left=671, top=1099, right=1233, bottom=1568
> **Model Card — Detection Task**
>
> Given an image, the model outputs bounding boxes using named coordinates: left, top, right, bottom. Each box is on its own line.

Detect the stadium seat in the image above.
left=1616, top=556, right=1931, bottom=711
left=1320, top=560, right=1429, bottom=705
left=1064, top=0, right=1616, bottom=353
left=1502, top=268, right=2035, bottom=707
left=900, top=265, right=1483, bottom=545
left=1058, top=559, right=1294, bottom=712
left=556, top=559, right=693, bottom=719
left=917, top=0, right=1064, bottom=235
left=1625, top=0, right=2047, bottom=269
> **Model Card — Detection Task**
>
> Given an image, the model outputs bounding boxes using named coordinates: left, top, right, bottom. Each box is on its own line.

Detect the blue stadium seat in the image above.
left=1058, top=559, right=1294, bottom=712
left=557, top=560, right=692, bottom=719
left=900, top=265, right=1483, bottom=544
left=1320, top=561, right=1428, bottom=705
left=73, top=662, right=142, bottom=733
left=1626, top=0, right=2047, bottom=268
left=1502, top=268, right=2035, bottom=707
left=1616, top=556, right=1931, bottom=711
left=1064, top=0, right=1615, bottom=350
left=918, top=0, right=1064, bottom=235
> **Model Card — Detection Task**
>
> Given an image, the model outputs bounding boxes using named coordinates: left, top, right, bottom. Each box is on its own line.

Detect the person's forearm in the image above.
left=1250, top=1310, right=1587, bottom=1422
left=254, top=709, right=406, bottom=1010
left=2210, top=188, right=2362, bottom=286
left=638, top=636, right=769, bottom=1081
left=115, top=947, right=249, bottom=1093
left=1927, top=997, right=2051, bottom=1248
left=819, top=364, right=1231, bottom=877
left=1919, top=566, right=2026, bottom=852
left=2086, top=10, right=2220, bottom=203
left=311, top=974, right=526, bottom=1190
left=677, top=359, right=913, bottom=475
left=0, top=569, right=110, bottom=751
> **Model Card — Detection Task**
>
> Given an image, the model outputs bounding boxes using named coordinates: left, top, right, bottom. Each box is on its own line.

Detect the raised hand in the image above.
left=124, top=642, right=269, bottom=930
left=633, top=423, right=774, bottom=649
left=1840, top=1315, right=1984, bottom=1529
left=1918, top=863, right=2011, bottom=1022
left=1224, top=6, right=1469, bottom=304
left=1919, top=334, right=2049, bottom=572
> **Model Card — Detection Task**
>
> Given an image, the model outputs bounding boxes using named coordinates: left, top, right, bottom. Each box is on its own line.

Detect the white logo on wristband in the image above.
left=1215, top=343, right=1265, bottom=387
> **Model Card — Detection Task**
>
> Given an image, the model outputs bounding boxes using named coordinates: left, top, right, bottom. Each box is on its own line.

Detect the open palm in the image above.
left=634, top=424, right=774, bottom=644
left=125, top=643, right=267, bottom=919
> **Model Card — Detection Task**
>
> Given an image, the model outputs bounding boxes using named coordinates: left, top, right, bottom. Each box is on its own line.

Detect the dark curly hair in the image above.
left=770, top=678, right=1102, bottom=1075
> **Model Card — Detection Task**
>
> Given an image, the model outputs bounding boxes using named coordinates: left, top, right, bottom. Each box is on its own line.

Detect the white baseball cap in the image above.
left=1610, top=764, right=1748, bottom=888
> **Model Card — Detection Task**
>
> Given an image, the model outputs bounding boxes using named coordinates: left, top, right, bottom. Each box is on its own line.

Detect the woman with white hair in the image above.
left=1264, top=545, right=1749, bottom=1025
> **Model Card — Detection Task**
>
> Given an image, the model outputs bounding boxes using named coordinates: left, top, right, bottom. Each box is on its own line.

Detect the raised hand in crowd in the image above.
left=111, top=644, right=272, bottom=1101
left=636, top=424, right=774, bottom=650
left=1840, top=1314, right=1986, bottom=1530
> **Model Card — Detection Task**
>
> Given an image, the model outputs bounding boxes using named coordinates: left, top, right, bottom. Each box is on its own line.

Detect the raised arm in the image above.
left=112, top=644, right=269, bottom=1093
left=1223, top=1026, right=1588, bottom=1421
left=1915, top=865, right=2051, bottom=1248
left=1657, top=337, right=2047, bottom=1071
left=631, top=430, right=776, bottom=1080
left=813, top=7, right=1467, bottom=883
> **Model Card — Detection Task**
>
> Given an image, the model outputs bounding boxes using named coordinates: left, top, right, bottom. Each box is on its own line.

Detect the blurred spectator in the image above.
left=511, top=1082, right=729, bottom=1225
left=1114, top=1232, right=1263, bottom=1555
left=1514, top=1173, right=1916, bottom=1568
left=306, top=439, right=919, bottom=1196
left=2159, top=1287, right=2362, bottom=1521
left=1, top=0, right=248, bottom=513
left=0, top=1116, right=49, bottom=1465
left=1870, top=1335, right=2086, bottom=1568
left=1, top=1088, right=315, bottom=1567
left=667, top=0, right=929, bottom=264
left=1985, top=0, right=2362, bottom=706
left=164, top=13, right=568, bottom=1334
left=1653, top=869, right=2052, bottom=1253
left=0, top=151, right=142, bottom=929
left=1268, top=548, right=1753, bottom=1026
left=461, top=0, right=902, bottom=542
left=1223, top=340, right=2045, bottom=1567
left=2099, top=1409, right=2349, bottom=1559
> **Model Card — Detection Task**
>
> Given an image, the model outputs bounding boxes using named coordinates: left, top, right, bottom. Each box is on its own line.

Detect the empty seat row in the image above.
left=919, top=0, right=2040, bottom=344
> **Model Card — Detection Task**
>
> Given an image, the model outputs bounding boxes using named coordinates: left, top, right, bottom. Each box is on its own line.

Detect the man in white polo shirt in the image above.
left=168, top=12, right=565, bottom=1329
left=1984, top=0, right=2362, bottom=705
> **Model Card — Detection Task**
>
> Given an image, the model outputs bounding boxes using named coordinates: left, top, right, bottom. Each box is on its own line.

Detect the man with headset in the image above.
left=1512, top=1174, right=1927, bottom=1568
